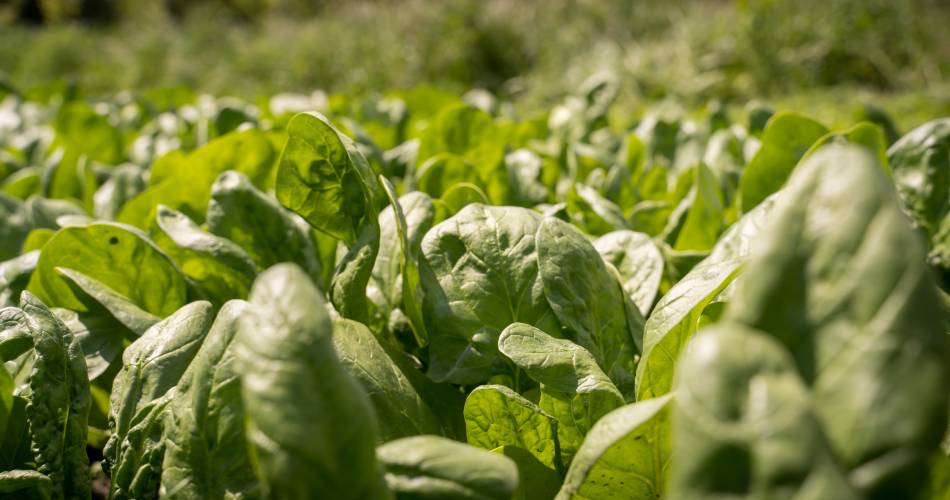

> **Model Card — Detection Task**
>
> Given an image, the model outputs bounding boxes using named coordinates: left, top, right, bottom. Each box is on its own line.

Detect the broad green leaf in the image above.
left=332, top=318, right=444, bottom=440
left=635, top=194, right=776, bottom=401
left=417, top=104, right=504, bottom=176
left=416, top=154, right=481, bottom=199
left=593, top=230, right=664, bottom=315
left=803, top=121, right=890, bottom=174
left=499, top=323, right=624, bottom=465
left=53, top=102, right=123, bottom=165
left=55, top=267, right=159, bottom=336
left=671, top=326, right=858, bottom=500
left=377, top=435, right=517, bottom=500
left=536, top=217, right=642, bottom=395
left=369, top=185, right=435, bottom=346
left=237, top=264, right=389, bottom=500
left=207, top=171, right=321, bottom=281
left=20, top=293, right=91, bottom=500
left=152, top=205, right=258, bottom=306
left=330, top=221, right=380, bottom=323
left=887, top=118, right=949, bottom=275
left=20, top=228, right=54, bottom=253
left=276, top=112, right=383, bottom=245
left=463, top=385, right=560, bottom=470
left=160, top=300, right=259, bottom=500
left=52, top=307, right=130, bottom=381
left=420, top=204, right=559, bottom=385
left=556, top=395, right=672, bottom=500
left=727, top=144, right=949, bottom=497
left=668, top=164, right=723, bottom=252
left=118, top=130, right=276, bottom=229
left=27, top=222, right=187, bottom=317
left=739, top=112, right=828, bottom=212
left=104, top=301, right=215, bottom=489
left=440, top=182, right=490, bottom=215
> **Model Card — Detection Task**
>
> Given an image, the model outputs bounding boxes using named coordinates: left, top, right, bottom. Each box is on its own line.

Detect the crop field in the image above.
left=1, top=1, right=949, bottom=499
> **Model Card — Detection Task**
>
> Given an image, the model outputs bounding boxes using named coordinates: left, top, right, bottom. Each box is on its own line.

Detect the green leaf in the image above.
left=53, top=102, right=123, bottom=165
left=237, top=264, right=389, bottom=500
left=669, top=164, right=723, bottom=252
left=377, top=435, right=517, bottom=500
left=556, top=395, right=672, bottom=500
left=536, top=217, right=642, bottom=395
left=463, top=384, right=560, bottom=470
left=276, top=112, right=383, bottom=245
left=372, top=182, right=434, bottom=346
left=160, top=300, right=259, bottom=500
left=726, top=144, right=949, bottom=497
left=104, top=301, right=215, bottom=488
left=152, top=205, right=258, bottom=306
left=440, top=182, right=490, bottom=215
left=671, top=325, right=859, bottom=500
left=207, top=171, right=321, bottom=281
left=888, top=118, right=949, bottom=241
left=118, top=130, right=276, bottom=229
left=332, top=318, right=444, bottom=440
left=416, top=154, right=481, bottom=199
left=330, top=221, right=380, bottom=323
left=739, top=112, right=828, bottom=212
left=498, top=323, right=624, bottom=465
left=20, top=293, right=91, bottom=500
left=27, top=222, right=187, bottom=317
left=593, top=230, right=664, bottom=315
left=420, top=204, right=559, bottom=385
left=635, top=194, right=777, bottom=401
left=55, top=267, right=159, bottom=336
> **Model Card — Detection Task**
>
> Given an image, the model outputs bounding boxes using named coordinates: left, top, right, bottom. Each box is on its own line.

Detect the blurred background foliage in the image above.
left=1, top=0, right=948, bottom=127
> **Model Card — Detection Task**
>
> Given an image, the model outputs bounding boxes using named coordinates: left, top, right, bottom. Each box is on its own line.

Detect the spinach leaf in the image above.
left=499, top=323, right=624, bottom=466
left=593, top=230, right=664, bottom=315
left=160, top=300, right=259, bottom=499
left=332, top=318, right=444, bottom=440
left=237, top=264, right=389, bottom=500
left=726, top=144, right=949, bottom=497
left=556, top=395, right=672, bottom=500
left=27, top=222, right=187, bottom=317
left=463, top=384, right=560, bottom=471
left=377, top=435, right=517, bottom=500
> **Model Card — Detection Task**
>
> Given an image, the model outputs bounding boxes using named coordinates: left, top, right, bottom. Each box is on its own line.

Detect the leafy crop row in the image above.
left=0, top=81, right=947, bottom=499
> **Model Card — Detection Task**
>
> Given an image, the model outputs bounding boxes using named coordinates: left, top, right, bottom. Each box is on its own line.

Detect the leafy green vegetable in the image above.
left=276, top=112, right=383, bottom=245
left=377, top=435, right=517, bottom=500
left=27, top=222, right=187, bottom=316
left=236, top=264, right=389, bottom=499
left=160, top=300, right=259, bottom=499
left=738, top=112, right=828, bottom=212
left=557, top=395, right=672, bottom=500
left=725, top=144, right=949, bottom=497
left=463, top=384, right=560, bottom=470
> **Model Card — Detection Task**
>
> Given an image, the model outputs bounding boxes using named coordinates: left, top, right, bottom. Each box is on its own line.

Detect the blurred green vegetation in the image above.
left=1, top=0, right=948, bottom=127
